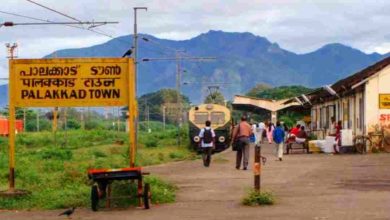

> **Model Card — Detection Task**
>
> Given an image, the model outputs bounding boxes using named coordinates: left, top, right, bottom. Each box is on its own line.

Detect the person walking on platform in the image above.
left=266, top=122, right=275, bottom=144
left=252, top=121, right=265, bottom=145
left=273, top=121, right=285, bottom=161
left=232, top=115, right=253, bottom=170
left=198, top=120, right=215, bottom=167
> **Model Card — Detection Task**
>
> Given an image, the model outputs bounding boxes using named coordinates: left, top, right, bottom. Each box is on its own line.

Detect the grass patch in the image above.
left=242, top=190, right=275, bottom=206
left=0, top=127, right=193, bottom=210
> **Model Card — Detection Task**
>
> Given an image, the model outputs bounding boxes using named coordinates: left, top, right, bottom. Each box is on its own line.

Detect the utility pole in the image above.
left=63, top=108, right=68, bottom=147
left=112, top=107, right=116, bottom=130
left=147, top=104, right=150, bottom=132
left=142, top=55, right=216, bottom=146
left=80, top=108, right=85, bottom=130
left=117, top=107, right=120, bottom=132
left=131, top=7, right=147, bottom=167
left=144, top=98, right=150, bottom=132
left=163, top=105, right=166, bottom=131
left=6, top=43, right=17, bottom=59
left=176, top=51, right=182, bottom=146
left=23, top=108, right=26, bottom=132
left=36, top=109, right=40, bottom=132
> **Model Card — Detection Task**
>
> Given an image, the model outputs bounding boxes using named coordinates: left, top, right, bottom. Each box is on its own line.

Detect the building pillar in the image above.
left=271, top=111, right=277, bottom=124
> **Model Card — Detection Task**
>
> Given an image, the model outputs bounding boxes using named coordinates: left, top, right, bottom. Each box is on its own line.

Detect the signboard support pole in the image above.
left=1, top=59, right=29, bottom=197
left=8, top=104, right=16, bottom=191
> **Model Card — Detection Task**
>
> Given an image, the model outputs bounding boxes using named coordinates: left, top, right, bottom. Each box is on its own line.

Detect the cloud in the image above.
left=0, top=0, right=389, bottom=68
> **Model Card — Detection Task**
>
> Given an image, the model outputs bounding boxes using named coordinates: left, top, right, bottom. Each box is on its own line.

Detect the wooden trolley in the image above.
left=88, top=167, right=151, bottom=211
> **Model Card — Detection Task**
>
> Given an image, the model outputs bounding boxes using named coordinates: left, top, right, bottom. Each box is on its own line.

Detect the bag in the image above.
left=203, top=128, right=213, bottom=144
left=232, top=124, right=241, bottom=151
left=232, top=140, right=242, bottom=151
left=249, top=134, right=256, bottom=143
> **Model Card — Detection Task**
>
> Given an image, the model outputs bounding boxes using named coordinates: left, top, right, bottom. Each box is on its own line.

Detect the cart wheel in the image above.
left=143, top=183, right=150, bottom=209
left=91, top=185, right=99, bottom=211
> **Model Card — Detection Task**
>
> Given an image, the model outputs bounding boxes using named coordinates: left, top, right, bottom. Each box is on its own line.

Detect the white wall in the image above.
left=365, top=65, right=390, bottom=133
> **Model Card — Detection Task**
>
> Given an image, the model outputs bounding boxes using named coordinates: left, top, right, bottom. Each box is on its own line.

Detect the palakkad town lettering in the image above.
left=20, top=89, right=120, bottom=99
left=17, top=65, right=123, bottom=101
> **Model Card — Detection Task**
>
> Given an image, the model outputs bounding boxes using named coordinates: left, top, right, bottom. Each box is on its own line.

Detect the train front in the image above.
left=188, top=104, right=231, bottom=153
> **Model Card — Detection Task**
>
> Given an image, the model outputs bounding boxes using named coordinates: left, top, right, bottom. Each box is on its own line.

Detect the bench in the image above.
left=285, top=137, right=309, bottom=154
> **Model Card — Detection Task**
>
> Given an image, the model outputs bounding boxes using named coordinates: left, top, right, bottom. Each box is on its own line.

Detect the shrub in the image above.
left=144, top=138, right=158, bottom=148
left=85, top=120, right=105, bottom=130
left=39, top=148, right=73, bottom=160
left=169, top=151, right=184, bottom=160
left=242, top=190, right=275, bottom=206
left=92, top=150, right=107, bottom=158
left=66, top=119, right=81, bottom=130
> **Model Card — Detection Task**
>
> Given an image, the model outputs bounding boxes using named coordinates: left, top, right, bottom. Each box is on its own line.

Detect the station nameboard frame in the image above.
left=9, top=58, right=133, bottom=107
left=5, top=58, right=137, bottom=193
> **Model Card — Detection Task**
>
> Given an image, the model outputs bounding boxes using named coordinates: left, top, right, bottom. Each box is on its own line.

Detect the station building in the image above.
left=305, top=56, right=390, bottom=140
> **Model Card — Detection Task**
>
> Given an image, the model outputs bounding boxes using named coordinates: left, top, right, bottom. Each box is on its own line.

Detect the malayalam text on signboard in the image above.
left=10, top=58, right=133, bottom=107
left=379, top=94, right=390, bottom=109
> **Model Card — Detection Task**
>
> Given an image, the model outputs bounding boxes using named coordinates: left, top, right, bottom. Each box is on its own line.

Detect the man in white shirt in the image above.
left=199, top=120, right=216, bottom=167
left=252, top=122, right=265, bottom=145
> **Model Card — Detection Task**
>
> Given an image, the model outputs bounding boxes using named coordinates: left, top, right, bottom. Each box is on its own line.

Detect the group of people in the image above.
left=231, top=116, right=288, bottom=168
left=287, top=124, right=308, bottom=143
left=196, top=115, right=290, bottom=169
left=197, top=115, right=345, bottom=168
left=250, top=121, right=276, bottom=144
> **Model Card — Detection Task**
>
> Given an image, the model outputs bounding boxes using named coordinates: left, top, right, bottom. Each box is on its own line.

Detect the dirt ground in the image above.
left=1, top=143, right=390, bottom=220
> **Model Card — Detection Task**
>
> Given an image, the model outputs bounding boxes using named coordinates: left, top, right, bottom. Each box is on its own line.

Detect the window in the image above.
left=210, top=112, right=225, bottom=124
left=327, top=105, right=335, bottom=129
left=320, top=107, right=327, bottom=129
left=359, top=98, right=364, bottom=130
left=349, top=98, right=354, bottom=129
left=343, top=100, right=349, bottom=129
left=194, top=112, right=208, bottom=124
left=311, top=109, right=317, bottom=130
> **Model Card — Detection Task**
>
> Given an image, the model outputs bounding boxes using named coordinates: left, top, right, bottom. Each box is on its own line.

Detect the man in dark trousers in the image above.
left=232, top=115, right=253, bottom=170
left=198, top=120, right=215, bottom=167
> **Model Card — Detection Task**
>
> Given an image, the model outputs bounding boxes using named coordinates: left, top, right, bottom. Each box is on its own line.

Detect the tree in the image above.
left=137, top=89, right=190, bottom=124
left=246, top=83, right=272, bottom=97
left=246, top=85, right=313, bottom=100
left=204, top=91, right=225, bottom=105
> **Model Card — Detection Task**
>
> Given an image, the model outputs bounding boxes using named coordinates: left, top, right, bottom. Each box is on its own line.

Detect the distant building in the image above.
left=304, top=57, right=390, bottom=139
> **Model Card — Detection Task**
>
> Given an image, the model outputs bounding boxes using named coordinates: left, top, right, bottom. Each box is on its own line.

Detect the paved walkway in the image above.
left=1, top=144, right=390, bottom=219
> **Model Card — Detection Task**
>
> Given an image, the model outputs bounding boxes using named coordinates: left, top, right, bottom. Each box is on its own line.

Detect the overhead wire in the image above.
left=2, top=2, right=199, bottom=60
left=0, top=10, right=166, bottom=56
left=25, top=0, right=82, bottom=23
left=141, top=36, right=177, bottom=55
left=23, top=0, right=116, bottom=39
left=0, top=10, right=115, bottom=38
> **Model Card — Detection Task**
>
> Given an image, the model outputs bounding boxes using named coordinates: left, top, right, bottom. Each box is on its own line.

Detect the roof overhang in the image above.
left=232, top=95, right=301, bottom=112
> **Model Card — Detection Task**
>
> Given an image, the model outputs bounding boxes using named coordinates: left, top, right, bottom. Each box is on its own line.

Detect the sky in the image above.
left=1, top=0, right=390, bottom=81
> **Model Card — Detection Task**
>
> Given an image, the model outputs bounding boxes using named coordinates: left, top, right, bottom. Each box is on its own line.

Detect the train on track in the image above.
left=188, top=103, right=232, bottom=152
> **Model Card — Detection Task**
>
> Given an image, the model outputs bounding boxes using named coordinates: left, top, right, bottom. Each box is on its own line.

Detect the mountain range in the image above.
left=0, top=30, right=389, bottom=106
